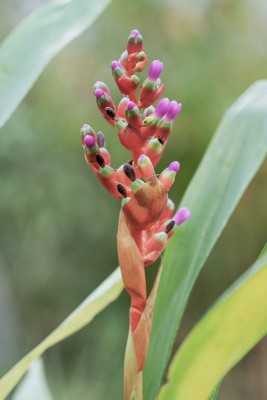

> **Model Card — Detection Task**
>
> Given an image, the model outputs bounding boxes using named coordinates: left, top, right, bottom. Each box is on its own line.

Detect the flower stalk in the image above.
left=80, top=30, right=190, bottom=399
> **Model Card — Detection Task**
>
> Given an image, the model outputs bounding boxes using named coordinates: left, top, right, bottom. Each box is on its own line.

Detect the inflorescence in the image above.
left=80, top=31, right=191, bottom=365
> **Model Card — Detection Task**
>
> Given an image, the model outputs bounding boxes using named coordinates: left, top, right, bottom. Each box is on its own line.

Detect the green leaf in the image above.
left=0, top=268, right=123, bottom=399
left=144, top=80, right=267, bottom=399
left=209, top=382, right=221, bottom=400
left=158, top=252, right=267, bottom=400
left=12, top=359, right=52, bottom=400
left=0, top=0, right=111, bottom=129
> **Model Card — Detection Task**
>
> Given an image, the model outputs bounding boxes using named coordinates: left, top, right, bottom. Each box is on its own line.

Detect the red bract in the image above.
left=80, top=30, right=190, bottom=400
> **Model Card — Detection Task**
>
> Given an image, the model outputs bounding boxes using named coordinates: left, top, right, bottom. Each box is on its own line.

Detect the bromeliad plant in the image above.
left=80, top=29, right=190, bottom=398
left=1, top=3, right=267, bottom=398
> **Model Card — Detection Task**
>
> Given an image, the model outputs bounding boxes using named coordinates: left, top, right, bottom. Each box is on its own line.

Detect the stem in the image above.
left=124, top=327, right=143, bottom=400
left=124, top=264, right=163, bottom=399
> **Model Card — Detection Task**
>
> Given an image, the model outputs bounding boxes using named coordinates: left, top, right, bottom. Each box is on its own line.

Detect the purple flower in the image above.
left=155, top=98, right=171, bottom=118
left=173, top=207, right=191, bottom=225
left=148, top=60, right=164, bottom=82
left=84, top=135, right=95, bottom=148
left=111, top=60, right=122, bottom=71
left=126, top=101, right=136, bottom=111
left=130, top=29, right=140, bottom=39
left=94, top=88, right=105, bottom=99
left=165, top=101, right=182, bottom=121
left=168, top=161, right=180, bottom=173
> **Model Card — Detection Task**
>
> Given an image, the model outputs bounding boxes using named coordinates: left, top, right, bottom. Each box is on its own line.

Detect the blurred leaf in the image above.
left=0, top=0, right=111, bottom=129
left=259, top=243, right=267, bottom=258
left=144, top=80, right=267, bottom=399
left=158, top=251, right=267, bottom=400
left=0, top=268, right=123, bottom=399
left=209, top=383, right=221, bottom=400
left=12, top=359, right=52, bottom=400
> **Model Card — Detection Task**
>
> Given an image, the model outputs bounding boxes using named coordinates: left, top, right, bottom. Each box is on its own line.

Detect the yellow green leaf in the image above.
left=158, top=252, right=267, bottom=400
left=0, top=268, right=123, bottom=399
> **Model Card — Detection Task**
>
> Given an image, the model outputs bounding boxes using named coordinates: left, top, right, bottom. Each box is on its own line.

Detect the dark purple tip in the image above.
left=148, top=60, right=163, bottom=81
left=105, top=107, right=116, bottom=119
left=155, top=98, right=170, bottom=118
left=165, top=220, right=175, bottom=234
left=94, top=88, right=104, bottom=99
left=165, top=101, right=182, bottom=121
left=123, top=163, right=136, bottom=182
left=130, top=29, right=140, bottom=38
left=173, top=207, right=191, bottom=226
left=84, top=135, right=95, bottom=148
left=117, top=184, right=127, bottom=198
left=168, top=161, right=180, bottom=173
left=97, top=131, right=106, bottom=148
left=126, top=101, right=136, bottom=111
left=96, top=154, right=105, bottom=168
left=111, top=60, right=121, bottom=71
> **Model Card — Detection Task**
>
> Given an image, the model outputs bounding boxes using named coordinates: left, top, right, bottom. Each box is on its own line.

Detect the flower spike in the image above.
left=79, top=30, right=190, bottom=398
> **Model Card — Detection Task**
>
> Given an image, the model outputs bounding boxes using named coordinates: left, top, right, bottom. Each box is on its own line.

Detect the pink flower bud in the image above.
left=168, top=161, right=180, bottom=173
left=126, top=101, right=136, bottom=111
left=155, top=98, right=170, bottom=118
left=80, top=124, right=96, bottom=140
left=127, top=29, right=143, bottom=54
left=165, top=101, right=182, bottom=121
left=93, top=81, right=111, bottom=96
left=130, top=29, right=140, bottom=39
left=173, top=207, right=191, bottom=225
left=94, top=88, right=105, bottom=99
left=111, top=60, right=122, bottom=71
left=84, top=135, right=95, bottom=148
left=148, top=60, right=163, bottom=82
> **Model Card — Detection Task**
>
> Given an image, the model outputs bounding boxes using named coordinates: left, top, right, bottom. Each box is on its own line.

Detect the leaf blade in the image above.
left=0, top=0, right=111, bottom=129
left=0, top=268, right=123, bottom=399
left=158, top=252, right=267, bottom=400
left=12, top=359, right=52, bottom=400
left=144, top=80, right=267, bottom=399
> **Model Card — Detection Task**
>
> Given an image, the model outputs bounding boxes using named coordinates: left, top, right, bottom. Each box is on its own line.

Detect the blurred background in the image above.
left=0, top=0, right=266, bottom=398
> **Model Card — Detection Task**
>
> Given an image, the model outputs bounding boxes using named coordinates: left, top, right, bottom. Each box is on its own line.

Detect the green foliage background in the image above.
left=0, top=0, right=266, bottom=398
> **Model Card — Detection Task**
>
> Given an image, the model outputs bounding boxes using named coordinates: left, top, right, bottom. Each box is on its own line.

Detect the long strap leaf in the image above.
left=158, top=251, right=267, bottom=400
left=0, top=0, right=111, bottom=129
left=0, top=268, right=123, bottom=399
left=12, top=359, right=53, bottom=400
